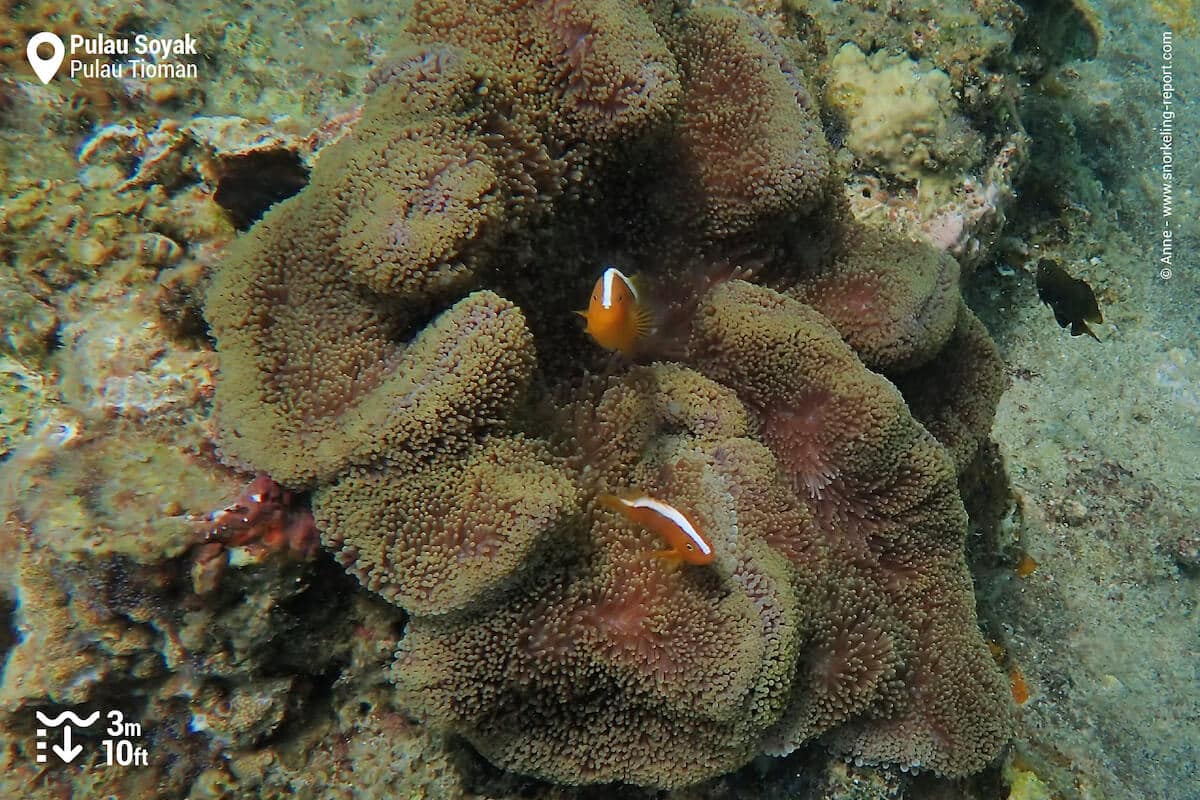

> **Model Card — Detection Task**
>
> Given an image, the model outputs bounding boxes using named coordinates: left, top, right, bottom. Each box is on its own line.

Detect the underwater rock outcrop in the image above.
left=825, top=43, right=983, bottom=185
left=205, top=0, right=1011, bottom=789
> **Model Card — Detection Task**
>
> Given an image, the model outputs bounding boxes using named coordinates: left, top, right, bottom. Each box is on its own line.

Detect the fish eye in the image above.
left=686, top=543, right=694, bottom=550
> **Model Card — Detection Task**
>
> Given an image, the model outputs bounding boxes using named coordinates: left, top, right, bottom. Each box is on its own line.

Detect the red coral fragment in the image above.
left=195, top=474, right=320, bottom=566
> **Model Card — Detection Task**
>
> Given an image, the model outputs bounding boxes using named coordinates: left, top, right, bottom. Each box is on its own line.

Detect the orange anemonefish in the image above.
left=576, top=266, right=654, bottom=356
left=599, top=492, right=715, bottom=565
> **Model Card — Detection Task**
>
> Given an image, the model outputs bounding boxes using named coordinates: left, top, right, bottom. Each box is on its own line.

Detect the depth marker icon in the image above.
left=34, top=710, right=99, bottom=764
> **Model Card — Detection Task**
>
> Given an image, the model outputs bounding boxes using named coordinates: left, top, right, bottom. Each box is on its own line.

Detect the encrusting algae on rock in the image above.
left=203, top=0, right=1014, bottom=790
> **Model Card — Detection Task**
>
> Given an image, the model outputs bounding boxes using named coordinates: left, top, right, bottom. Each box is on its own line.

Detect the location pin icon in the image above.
left=27, top=32, right=65, bottom=85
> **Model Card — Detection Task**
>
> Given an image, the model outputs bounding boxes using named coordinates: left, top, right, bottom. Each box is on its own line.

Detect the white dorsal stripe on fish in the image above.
left=600, top=266, right=637, bottom=308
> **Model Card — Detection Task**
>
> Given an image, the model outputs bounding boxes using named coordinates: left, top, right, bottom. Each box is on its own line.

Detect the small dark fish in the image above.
left=1036, top=258, right=1102, bottom=341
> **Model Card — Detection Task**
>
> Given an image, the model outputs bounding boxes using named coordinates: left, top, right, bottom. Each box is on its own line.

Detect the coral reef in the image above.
left=204, top=0, right=1012, bottom=790
left=0, top=270, right=58, bottom=359
left=0, top=353, right=53, bottom=459
left=1, top=0, right=1193, bottom=796
left=403, top=0, right=680, bottom=149
left=670, top=6, right=831, bottom=237
left=205, top=44, right=554, bottom=485
left=892, top=304, right=1005, bottom=475
left=57, top=291, right=217, bottom=421
left=785, top=223, right=961, bottom=373
left=845, top=134, right=1027, bottom=269
left=0, top=0, right=1078, bottom=794
left=786, top=0, right=1024, bottom=111
left=395, top=365, right=807, bottom=787
left=690, top=282, right=1011, bottom=774
left=826, top=43, right=982, bottom=186
left=0, top=17, right=389, bottom=798
left=319, top=434, right=580, bottom=614
left=798, top=0, right=1028, bottom=273
left=0, top=530, right=409, bottom=798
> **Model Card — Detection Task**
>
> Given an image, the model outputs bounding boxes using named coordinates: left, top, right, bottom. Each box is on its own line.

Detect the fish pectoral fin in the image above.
left=574, top=309, right=589, bottom=319
left=651, top=549, right=683, bottom=565
left=632, top=305, right=655, bottom=337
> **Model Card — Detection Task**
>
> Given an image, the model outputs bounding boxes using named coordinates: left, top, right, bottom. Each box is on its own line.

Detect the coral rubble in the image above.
left=204, top=0, right=1012, bottom=790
